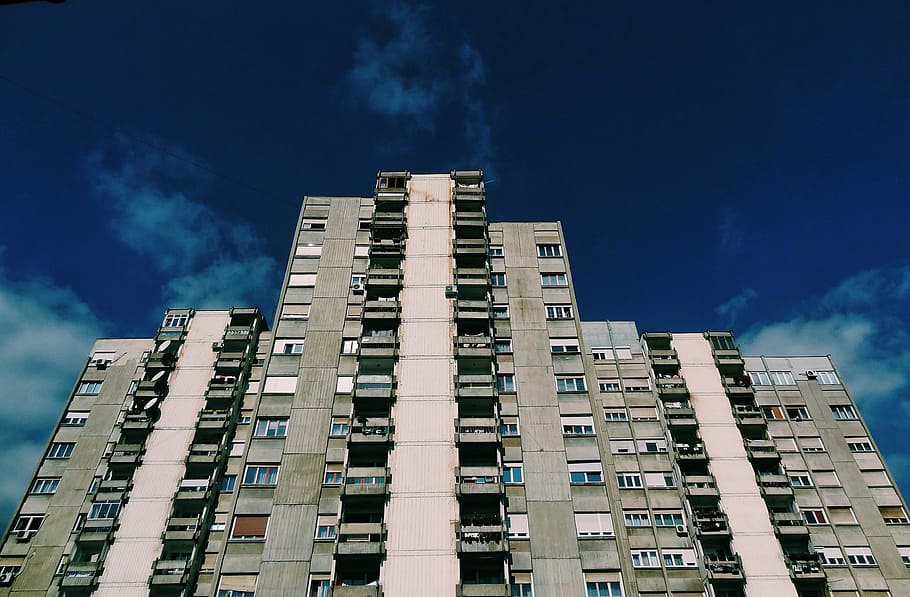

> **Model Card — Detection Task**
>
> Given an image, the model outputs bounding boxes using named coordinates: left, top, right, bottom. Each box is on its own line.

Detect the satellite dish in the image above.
left=157, top=340, right=172, bottom=352
left=150, top=371, right=166, bottom=382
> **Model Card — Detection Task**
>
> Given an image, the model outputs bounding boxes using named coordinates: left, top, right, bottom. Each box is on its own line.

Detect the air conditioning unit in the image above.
left=445, top=285, right=458, bottom=298
left=351, top=283, right=365, bottom=293
left=211, top=342, right=223, bottom=352
left=0, top=572, right=14, bottom=586
left=805, top=370, right=817, bottom=379
left=675, top=525, right=688, bottom=536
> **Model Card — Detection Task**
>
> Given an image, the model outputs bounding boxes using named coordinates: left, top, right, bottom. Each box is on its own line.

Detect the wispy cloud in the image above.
left=87, top=137, right=279, bottom=312
left=717, top=208, right=744, bottom=252
left=348, top=2, right=494, bottom=170
left=0, top=260, right=104, bottom=523
left=739, top=264, right=910, bottom=493
left=716, top=287, right=757, bottom=326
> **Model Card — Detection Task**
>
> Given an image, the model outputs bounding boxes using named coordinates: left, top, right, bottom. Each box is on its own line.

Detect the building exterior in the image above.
left=1, top=171, right=908, bottom=597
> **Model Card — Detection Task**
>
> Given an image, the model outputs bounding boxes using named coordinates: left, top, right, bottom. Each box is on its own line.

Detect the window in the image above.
left=301, top=219, right=326, bottom=230
left=802, top=509, right=827, bottom=525
left=499, top=418, right=520, bottom=436
left=281, top=304, right=310, bottom=320
left=341, top=339, right=359, bottom=354
left=845, top=547, right=877, bottom=566
left=507, top=514, right=529, bottom=538
left=599, top=380, right=621, bottom=393
left=637, top=438, right=668, bottom=454
left=76, top=381, right=102, bottom=395
left=624, top=511, right=650, bottom=527
left=624, top=379, right=651, bottom=392
left=488, top=246, right=504, bottom=257
left=629, top=406, right=657, bottom=420
left=263, top=376, right=297, bottom=394
left=816, top=370, right=839, bottom=384
left=162, top=313, right=189, bottom=328
left=662, top=549, right=696, bottom=567
left=48, top=442, right=75, bottom=459
left=350, top=274, right=366, bottom=288
left=541, top=273, right=567, bottom=286
left=575, top=513, right=614, bottom=537
left=274, top=339, right=305, bottom=354
left=709, top=335, right=737, bottom=351
left=847, top=438, right=874, bottom=452
left=330, top=418, right=349, bottom=437
left=510, top=573, right=533, bottom=596
left=814, top=470, right=841, bottom=487
left=128, top=379, right=139, bottom=394
left=503, top=464, right=523, bottom=484
left=653, top=511, right=684, bottom=527
left=789, top=474, right=813, bottom=487
left=550, top=339, right=580, bottom=353
left=610, top=440, right=634, bottom=454
left=799, top=436, right=826, bottom=453
left=880, top=506, right=909, bottom=525
left=898, top=546, right=910, bottom=566
left=829, top=507, right=857, bottom=525
left=254, top=417, right=288, bottom=438
left=593, top=347, right=633, bottom=360
left=492, top=305, right=509, bottom=319
left=494, top=340, right=513, bottom=354
left=496, top=374, right=515, bottom=392
left=545, top=304, right=573, bottom=319
left=491, top=273, right=507, bottom=286
left=770, top=371, right=795, bottom=385
left=296, top=243, right=322, bottom=257
left=762, top=406, right=784, bottom=420
left=537, top=244, right=562, bottom=257
left=219, top=591, right=254, bottom=597
left=556, top=377, right=586, bottom=392
left=569, top=462, right=604, bottom=484
left=315, top=516, right=336, bottom=540
left=816, top=546, right=847, bottom=566
left=220, top=475, right=237, bottom=492
left=88, top=500, right=120, bottom=520
left=231, top=516, right=269, bottom=540
left=288, top=273, right=317, bottom=286
left=562, top=415, right=595, bottom=436
left=603, top=408, right=627, bottom=422
left=244, top=465, right=279, bottom=486
left=786, top=406, right=810, bottom=421
left=335, top=376, right=354, bottom=393
left=631, top=550, right=661, bottom=568
left=644, top=472, right=675, bottom=488
left=831, top=405, right=858, bottom=420
left=63, top=411, right=88, bottom=426
left=13, top=515, right=43, bottom=532
left=309, top=576, right=331, bottom=597
left=584, top=574, right=624, bottom=596
left=748, top=371, right=771, bottom=385
left=616, top=473, right=642, bottom=488
left=31, top=478, right=60, bottom=495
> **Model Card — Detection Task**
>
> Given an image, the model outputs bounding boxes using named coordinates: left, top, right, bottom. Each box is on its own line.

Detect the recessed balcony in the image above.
left=456, top=467, right=504, bottom=497
left=771, top=512, right=809, bottom=538
left=332, top=586, right=384, bottom=597
left=656, top=378, right=689, bottom=399
left=362, top=300, right=400, bottom=322
left=453, top=185, right=485, bottom=212
left=163, top=516, right=201, bottom=546
left=109, top=443, right=144, bottom=470
left=454, top=336, right=494, bottom=361
left=149, top=559, right=189, bottom=587
left=122, top=413, right=154, bottom=436
left=683, top=475, right=719, bottom=506
left=650, top=349, right=680, bottom=371
left=664, top=404, right=697, bottom=430
left=76, top=519, right=117, bottom=545
left=369, top=239, right=404, bottom=259
left=456, top=418, right=500, bottom=444
left=348, top=418, right=394, bottom=445
left=733, top=406, right=766, bottom=432
left=214, top=351, right=246, bottom=373
left=786, top=553, right=826, bottom=583
left=359, top=335, right=399, bottom=359
left=60, top=562, right=101, bottom=589
left=693, top=511, right=730, bottom=539
left=457, top=584, right=508, bottom=597
left=704, top=554, right=744, bottom=581
left=454, top=268, right=491, bottom=300
left=455, top=375, right=497, bottom=400
left=454, top=239, right=489, bottom=267
left=745, top=439, right=780, bottom=464
left=454, top=213, right=487, bottom=238
left=723, top=377, right=754, bottom=400
left=174, top=479, right=213, bottom=505
left=186, top=443, right=224, bottom=472
left=343, top=467, right=390, bottom=498
left=714, top=349, right=745, bottom=375
left=223, top=325, right=255, bottom=342
left=456, top=300, right=491, bottom=321
left=371, top=212, right=406, bottom=231
left=366, top=268, right=402, bottom=289
left=642, top=332, right=672, bottom=350
left=457, top=525, right=508, bottom=554
left=758, top=474, right=794, bottom=504
left=335, top=522, right=386, bottom=556
left=145, top=350, right=177, bottom=373
left=673, top=442, right=707, bottom=464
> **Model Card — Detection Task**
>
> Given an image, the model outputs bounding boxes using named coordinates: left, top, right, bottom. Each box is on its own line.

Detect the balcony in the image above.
left=693, top=511, right=730, bottom=539
left=61, top=562, right=101, bottom=589
left=332, top=586, right=383, bottom=597
left=683, top=475, right=719, bottom=506
left=343, top=467, right=390, bottom=498
left=109, top=443, right=144, bottom=470
left=365, top=268, right=402, bottom=289
left=723, top=378, right=754, bottom=400
left=150, top=559, right=189, bottom=587
left=145, top=350, right=177, bottom=372
left=457, top=526, right=508, bottom=554
left=453, top=184, right=485, bottom=211
left=359, top=335, right=399, bottom=359
left=656, top=378, right=689, bottom=399
left=335, top=522, right=386, bottom=556
left=745, top=439, right=780, bottom=464
left=455, top=375, right=497, bottom=400
left=348, top=418, right=394, bottom=445
left=215, top=351, right=246, bottom=373
left=454, top=268, right=491, bottom=300
left=674, top=442, right=707, bottom=464
left=454, top=213, right=487, bottom=238
left=771, top=512, right=809, bottom=538
left=664, top=404, right=697, bottom=430
left=206, top=377, right=239, bottom=400
left=375, top=187, right=407, bottom=211
left=135, top=379, right=168, bottom=400
left=223, top=324, right=255, bottom=342
left=362, top=300, right=400, bottom=321
left=76, top=519, right=117, bottom=544
left=457, top=584, right=508, bottom=597
left=650, top=349, right=680, bottom=371
left=353, top=376, right=396, bottom=401
left=456, top=300, right=491, bottom=321
left=122, top=413, right=154, bottom=436
left=186, top=443, right=224, bottom=471
left=642, top=332, right=672, bottom=350
left=97, top=478, right=132, bottom=495
left=714, top=349, right=745, bottom=375
left=369, top=238, right=404, bottom=259
left=454, top=336, right=494, bottom=360
left=454, top=239, right=489, bottom=267
left=163, top=516, right=201, bottom=546
left=786, top=553, right=826, bottom=583
left=457, top=467, right=504, bottom=497
left=371, top=212, right=406, bottom=229
left=758, top=475, right=794, bottom=503
left=704, top=554, right=744, bottom=581
left=733, top=406, right=766, bottom=432
left=174, top=479, right=213, bottom=505
left=456, top=419, right=500, bottom=444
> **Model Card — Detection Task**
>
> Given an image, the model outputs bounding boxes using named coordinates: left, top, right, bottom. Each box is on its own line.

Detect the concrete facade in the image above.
left=1, top=171, right=908, bottom=597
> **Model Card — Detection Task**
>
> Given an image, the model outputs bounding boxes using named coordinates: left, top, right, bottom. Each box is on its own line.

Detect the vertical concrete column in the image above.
left=672, top=333, right=797, bottom=597
left=382, top=175, right=458, bottom=595
left=96, top=311, right=230, bottom=596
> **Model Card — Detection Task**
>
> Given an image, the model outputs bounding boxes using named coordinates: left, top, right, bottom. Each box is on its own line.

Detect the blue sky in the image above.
left=1, top=2, right=909, bottom=523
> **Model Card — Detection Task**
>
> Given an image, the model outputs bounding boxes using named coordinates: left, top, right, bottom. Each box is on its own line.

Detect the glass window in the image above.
left=76, top=381, right=102, bottom=395
left=503, top=464, right=523, bottom=484
left=556, top=377, right=586, bottom=392
left=603, top=408, right=627, bottom=422
left=562, top=416, right=595, bottom=436
left=847, top=438, right=874, bottom=452
left=799, top=436, right=826, bottom=452
left=88, top=500, right=120, bottom=520
left=315, top=516, right=336, bottom=540
left=492, top=305, right=510, bottom=319
left=831, top=405, right=858, bottom=420
left=616, top=473, right=642, bottom=488
left=662, top=549, right=696, bottom=567
left=624, top=511, right=650, bottom=527
left=537, top=244, right=562, bottom=257
left=569, top=463, right=604, bottom=484
left=496, top=374, right=515, bottom=393
left=770, top=371, right=795, bottom=385
left=545, top=304, right=573, bottom=319
left=162, top=313, right=189, bottom=328
left=507, top=514, right=529, bottom=539
left=48, top=442, right=75, bottom=459
left=330, top=418, right=349, bottom=437
left=550, top=339, right=580, bottom=353
left=816, top=546, right=846, bottom=566
left=748, top=370, right=771, bottom=385
left=254, top=417, right=288, bottom=437
left=816, top=370, right=839, bottom=384
left=244, top=465, right=279, bottom=486
left=491, top=273, right=507, bottom=286
left=494, top=340, right=513, bottom=354
left=631, top=550, right=660, bottom=568
left=63, top=411, right=89, bottom=426
left=230, top=516, right=269, bottom=540
left=653, top=512, right=684, bottom=527
left=575, top=513, right=614, bottom=537
left=220, top=475, right=237, bottom=492
left=488, top=246, right=504, bottom=257
left=845, top=547, right=876, bottom=566
left=803, top=509, right=828, bottom=525
left=31, top=478, right=60, bottom=494
left=541, top=273, right=567, bottom=286
left=786, top=406, right=811, bottom=421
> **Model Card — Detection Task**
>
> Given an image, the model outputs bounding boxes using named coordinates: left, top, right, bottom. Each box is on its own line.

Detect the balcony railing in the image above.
left=455, top=418, right=500, bottom=443
left=704, top=554, right=744, bottom=581
left=456, top=467, right=504, bottom=496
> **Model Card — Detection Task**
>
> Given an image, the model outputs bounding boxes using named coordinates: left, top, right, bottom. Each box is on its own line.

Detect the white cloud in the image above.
left=0, top=263, right=104, bottom=523
left=87, top=137, right=280, bottom=312
left=739, top=264, right=910, bottom=493
left=717, top=208, right=744, bottom=251
left=716, top=287, right=757, bottom=326
left=348, top=2, right=494, bottom=170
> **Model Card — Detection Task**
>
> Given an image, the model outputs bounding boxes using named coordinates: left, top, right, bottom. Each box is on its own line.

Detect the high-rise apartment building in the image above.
left=2, top=171, right=908, bottom=597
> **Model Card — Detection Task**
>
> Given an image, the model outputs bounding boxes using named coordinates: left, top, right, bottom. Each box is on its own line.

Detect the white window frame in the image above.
left=575, top=512, right=614, bottom=537
left=616, top=472, right=642, bottom=488
left=817, top=370, right=839, bottom=384
left=244, top=465, right=279, bottom=486
left=545, top=304, right=573, bottom=319
left=536, top=244, right=562, bottom=257
left=770, top=371, right=795, bottom=385
left=831, top=405, right=858, bottom=420
left=540, top=273, right=567, bottom=287
left=555, top=376, right=586, bottom=392
left=76, top=381, right=102, bottom=395
left=561, top=415, right=595, bottom=436
left=631, top=549, right=661, bottom=568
